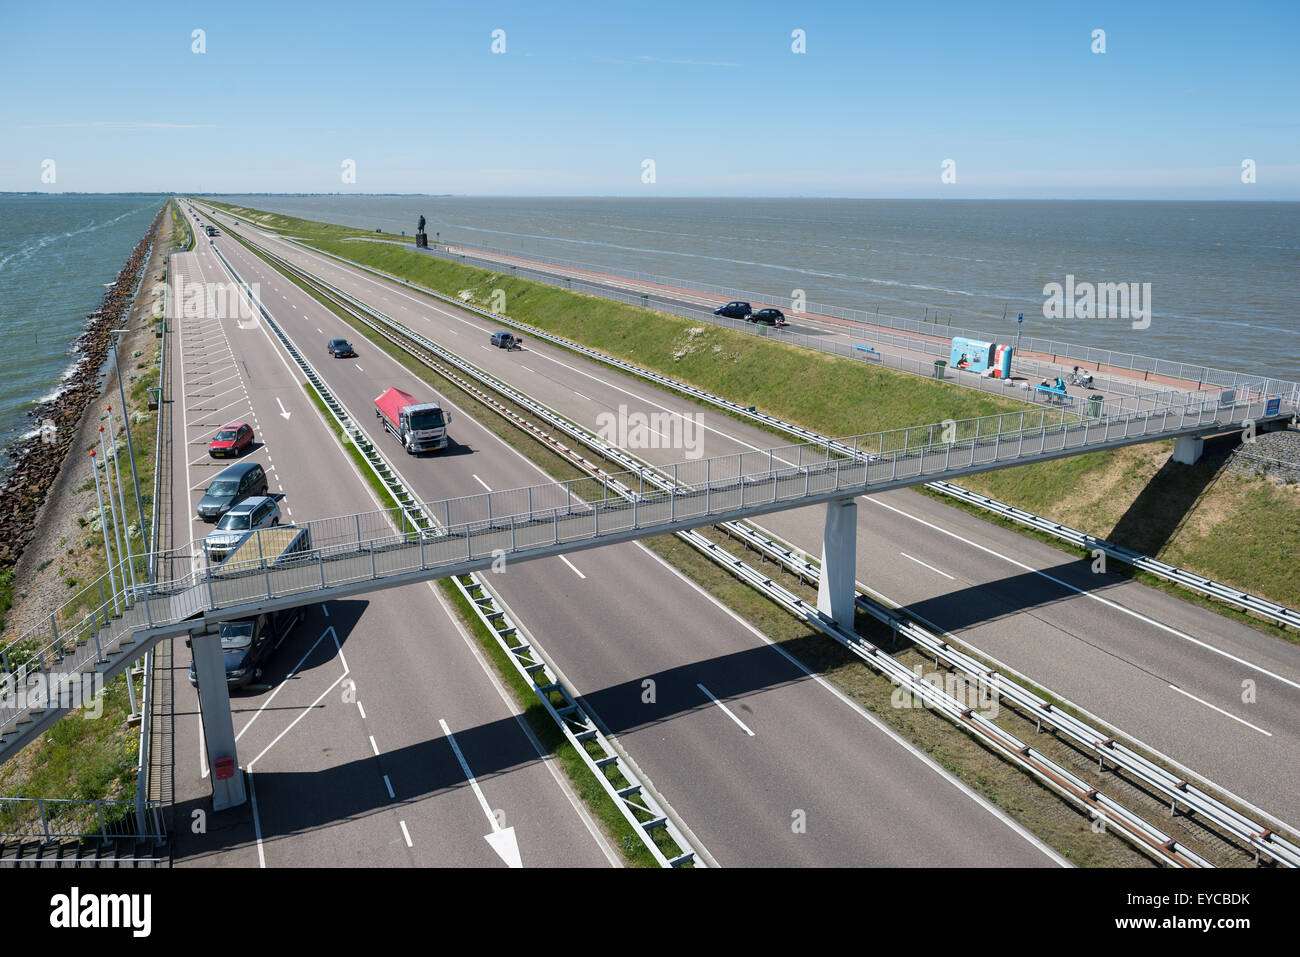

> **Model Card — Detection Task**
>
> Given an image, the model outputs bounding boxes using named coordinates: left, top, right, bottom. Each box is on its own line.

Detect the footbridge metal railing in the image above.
left=0, top=381, right=1292, bottom=762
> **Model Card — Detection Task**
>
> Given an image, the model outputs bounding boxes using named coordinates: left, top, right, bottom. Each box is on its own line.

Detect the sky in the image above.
left=1, top=0, right=1297, bottom=198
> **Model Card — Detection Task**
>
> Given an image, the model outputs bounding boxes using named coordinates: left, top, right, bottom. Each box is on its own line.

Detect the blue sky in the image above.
left=1, top=0, right=1296, bottom=197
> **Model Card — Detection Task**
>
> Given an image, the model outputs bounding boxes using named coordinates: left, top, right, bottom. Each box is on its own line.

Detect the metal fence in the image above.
left=0, top=797, right=167, bottom=843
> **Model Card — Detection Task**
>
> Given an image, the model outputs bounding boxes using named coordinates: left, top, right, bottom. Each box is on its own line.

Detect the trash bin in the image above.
left=933, top=360, right=947, bottom=379
left=1088, top=393, right=1104, bottom=417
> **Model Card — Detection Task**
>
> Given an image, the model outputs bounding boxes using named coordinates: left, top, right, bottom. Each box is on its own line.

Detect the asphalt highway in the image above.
left=166, top=241, right=618, bottom=868
left=189, top=205, right=1065, bottom=867
left=200, top=207, right=1300, bottom=828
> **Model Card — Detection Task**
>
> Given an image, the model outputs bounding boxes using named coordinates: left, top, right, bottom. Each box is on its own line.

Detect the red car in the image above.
left=209, top=422, right=254, bottom=458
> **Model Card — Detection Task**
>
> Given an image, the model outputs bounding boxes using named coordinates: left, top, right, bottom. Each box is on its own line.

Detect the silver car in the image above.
left=204, top=495, right=281, bottom=563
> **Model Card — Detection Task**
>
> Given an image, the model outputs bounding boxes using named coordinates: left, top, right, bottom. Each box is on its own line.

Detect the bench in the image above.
left=1035, top=385, right=1069, bottom=405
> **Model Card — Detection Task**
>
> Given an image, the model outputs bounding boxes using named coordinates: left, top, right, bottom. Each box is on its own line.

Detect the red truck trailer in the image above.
left=374, top=387, right=451, bottom=454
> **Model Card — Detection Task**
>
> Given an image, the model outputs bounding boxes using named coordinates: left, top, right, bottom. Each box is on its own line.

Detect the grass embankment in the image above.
left=217, top=202, right=1300, bottom=621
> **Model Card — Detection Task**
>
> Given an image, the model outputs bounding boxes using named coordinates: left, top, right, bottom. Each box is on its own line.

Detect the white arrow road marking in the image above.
left=439, top=718, right=523, bottom=868
left=276, top=397, right=291, bottom=420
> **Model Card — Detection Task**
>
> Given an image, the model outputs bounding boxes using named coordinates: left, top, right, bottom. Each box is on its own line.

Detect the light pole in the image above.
left=98, top=427, right=130, bottom=603
left=108, top=330, right=146, bottom=550
left=1014, top=313, right=1024, bottom=372
left=89, top=450, right=121, bottom=616
left=104, top=413, right=138, bottom=593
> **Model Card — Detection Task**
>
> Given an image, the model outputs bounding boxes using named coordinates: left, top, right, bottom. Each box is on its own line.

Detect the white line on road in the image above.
left=1168, top=684, right=1272, bottom=736
left=439, top=718, right=523, bottom=867
left=573, top=391, right=590, bottom=401
left=697, top=683, right=755, bottom=736
left=399, top=821, right=413, bottom=847
left=356, top=700, right=365, bottom=719
left=900, top=552, right=954, bottom=580
left=558, top=554, right=586, bottom=579
left=472, top=474, right=492, bottom=492
left=369, top=735, right=380, bottom=756
left=867, top=496, right=1300, bottom=694
left=355, top=363, right=364, bottom=372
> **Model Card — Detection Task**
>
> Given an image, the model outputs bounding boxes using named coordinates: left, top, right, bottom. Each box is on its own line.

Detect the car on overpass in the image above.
left=327, top=337, right=357, bottom=358
left=208, top=422, right=254, bottom=458
left=713, top=300, right=752, bottom=320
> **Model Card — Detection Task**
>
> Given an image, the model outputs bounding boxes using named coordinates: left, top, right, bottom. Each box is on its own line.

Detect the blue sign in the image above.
left=1017, top=313, right=1023, bottom=324
left=1266, top=397, right=1281, bottom=416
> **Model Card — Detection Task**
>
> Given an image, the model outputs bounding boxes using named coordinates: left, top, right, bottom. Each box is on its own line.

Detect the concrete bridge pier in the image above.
left=192, top=631, right=246, bottom=811
left=1173, top=435, right=1205, bottom=465
left=817, top=496, right=858, bottom=630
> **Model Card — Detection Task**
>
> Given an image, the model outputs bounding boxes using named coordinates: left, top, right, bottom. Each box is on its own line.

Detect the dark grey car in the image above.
left=196, top=461, right=268, bottom=522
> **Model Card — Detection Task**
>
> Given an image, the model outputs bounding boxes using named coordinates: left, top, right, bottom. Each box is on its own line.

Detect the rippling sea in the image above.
left=218, top=195, right=1300, bottom=382
left=0, top=194, right=164, bottom=453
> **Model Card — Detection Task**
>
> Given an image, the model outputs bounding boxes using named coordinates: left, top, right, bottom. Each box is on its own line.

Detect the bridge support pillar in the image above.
left=192, top=630, right=246, bottom=811
left=1172, top=436, right=1204, bottom=465
left=817, top=496, right=858, bottom=630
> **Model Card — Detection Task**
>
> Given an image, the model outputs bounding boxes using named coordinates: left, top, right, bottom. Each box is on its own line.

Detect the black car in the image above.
left=748, top=308, right=786, bottom=327
left=713, top=300, right=752, bottom=320
left=490, top=331, right=522, bottom=349
left=196, top=461, right=268, bottom=522
left=327, top=337, right=356, bottom=357
left=188, top=607, right=306, bottom=690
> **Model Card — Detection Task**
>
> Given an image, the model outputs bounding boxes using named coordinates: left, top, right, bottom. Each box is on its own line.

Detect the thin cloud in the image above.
left=592, top=53, right=738, bottom=67
left=19, top=121, right=216, bottom=129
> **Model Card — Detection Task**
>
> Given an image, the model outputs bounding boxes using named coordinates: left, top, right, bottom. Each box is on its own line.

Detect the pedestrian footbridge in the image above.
left=2, top=383, right=1294, bottom=797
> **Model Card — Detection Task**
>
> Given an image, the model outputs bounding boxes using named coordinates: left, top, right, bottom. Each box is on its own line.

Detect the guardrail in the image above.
left=260, top=241, right=1226, bottom=868
left=718, top=520, right=1299, bottom=867
left=927, top=481, right=1300, bottom=630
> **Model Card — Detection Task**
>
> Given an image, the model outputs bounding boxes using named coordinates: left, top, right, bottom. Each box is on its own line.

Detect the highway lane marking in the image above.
left=866, top=496, right=1300, bottom=694
left=369, top=735, right=380, bottom=756
left=356, top=700, right=364, bottom=719
left=235, top=626, right=340, bottom=742
left=355, top=363, right=364, bottom=372
left=316, top=327, right=323, bottom=334
left=1168, top=684, right=1272, bottom=736
left=472, top=474, right=492, bottom=492
left=633, top=537, right=1065, bottom=866
left=697, top=683, right=755, bottom=736
left=399, top=821, right=413, bottom=847
left=438, top=717, right=523, bottom=868
left=384, top=775, right=395, bottom=799
left=520, top=365, right=535, bottom=373
left=900, top=552, right=954, bottom=580
left=573, top=391, right=590, bottom=401
left=558, top=554, right=586, bottom=579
